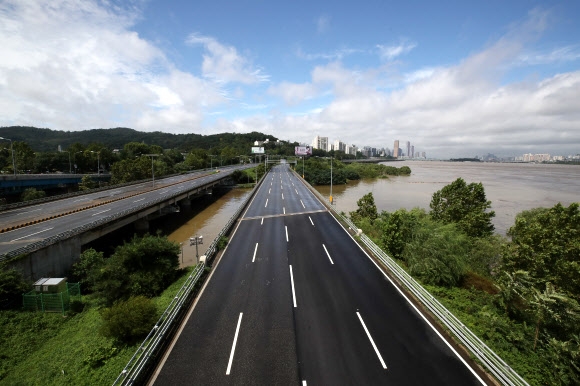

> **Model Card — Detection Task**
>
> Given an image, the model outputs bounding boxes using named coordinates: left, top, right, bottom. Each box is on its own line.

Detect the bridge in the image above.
left=0, top=165, right=250, bottom=278
left=147, top=164, right=488, bottom=385
left=0, top=173, right=111, bottom=196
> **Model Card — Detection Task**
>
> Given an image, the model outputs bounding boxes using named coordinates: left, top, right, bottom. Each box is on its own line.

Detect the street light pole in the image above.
left=144, top=154, right=160, bottom=187
left=190, top=235, right=203, bottom=265
left=0, top=137, right=16, bottom=175
left=90, top=151, right=101, bottom=187
left=330, top=156, right=333, bottom=204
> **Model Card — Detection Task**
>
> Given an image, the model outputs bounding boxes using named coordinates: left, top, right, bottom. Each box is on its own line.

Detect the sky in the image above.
left=0, top=0, right=579, bottom=158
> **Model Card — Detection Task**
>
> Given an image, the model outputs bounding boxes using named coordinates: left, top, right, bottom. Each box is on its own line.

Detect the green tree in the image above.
left=378, top=208, right=425, bottom=260
left=21, top=188, right=46, bottom=202
left=404, top=220, right=469, bottom=287
left=430, top=177, right=495, bottom=238
left=0, top=266, right=29, bottom=308
left=503, top=203, right=580, bottom=299
left=78, top=174, right=96, bottom=190
left=350, top=192, right=378, bottom=222
left=71, top=248, right=105, bottom=293
left=99, top=296, right=158, bottom=343
left=92, top=234, right=180, bottom=305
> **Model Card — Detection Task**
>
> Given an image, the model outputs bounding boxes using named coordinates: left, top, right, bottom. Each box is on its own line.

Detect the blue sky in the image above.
left=1, top=0, right=579, bottom=158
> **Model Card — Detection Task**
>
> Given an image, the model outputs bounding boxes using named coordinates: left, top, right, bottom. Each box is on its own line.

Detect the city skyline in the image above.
left=0, top=1, right=579, bottom=158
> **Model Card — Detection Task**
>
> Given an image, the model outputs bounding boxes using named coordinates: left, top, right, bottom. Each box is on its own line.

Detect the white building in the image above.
left=312, top=136, right=329, bottom=151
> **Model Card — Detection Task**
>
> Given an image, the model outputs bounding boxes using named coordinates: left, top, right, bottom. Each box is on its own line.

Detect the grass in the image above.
left=0, top=266, right=196, bottom=385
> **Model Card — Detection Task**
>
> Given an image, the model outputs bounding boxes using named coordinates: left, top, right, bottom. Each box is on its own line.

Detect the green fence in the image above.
left=22, top=283, right=81, bottom=315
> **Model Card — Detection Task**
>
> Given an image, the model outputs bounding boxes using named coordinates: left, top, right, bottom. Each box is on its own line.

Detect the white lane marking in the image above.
left=265, top=198, right=268, bottom=208
left=285, top=225, right=289, bottom=242
left=356, top=312, right=387, bottom=369
left=17, top=208, right=42, bottom=215
left=283, top=207, right=286, bottom=214
left=226, top=313, right=243, bottom=375
left=303, top=381, right=307, bottom=386
left=269, top=188, right=271, bottom=194
left=300, top=199, right=305, bottom=209
left=73, top=197, right=89, bottom=202
left=133, top=198, right=145, bottom=202
left=295, top=189, right=298, bottom=194
left=282, top=193, right=284, bottom=200
left=11, top=227, right=54, bottom=242
left=92, top=209, right=111, bottom=216
left=322, top=244, right=334, bottom=265
left=261, top=217, right=264, bottom=225
left=289, top=265, right=297, bottom=307
left=252, top=243, right=259, bottom=263
left=309, top=216, right=314, bottom=226
left=158, top=190, right=169, bottom=194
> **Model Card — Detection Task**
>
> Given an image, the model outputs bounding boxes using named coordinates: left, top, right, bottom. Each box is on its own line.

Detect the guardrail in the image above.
left=112, top=169, right=267, bottom=385
left=297, top=170, right=528, bottom=386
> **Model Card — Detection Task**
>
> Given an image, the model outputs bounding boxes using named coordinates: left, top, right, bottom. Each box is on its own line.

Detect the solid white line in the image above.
left=226, top=313, right=243, bottom=375
left=322, top=244, right=334, bottom=265
left=11, top=227, right=55, bottom=242
left=252, top=243, right=258, bottom=263
left=92, top=209, right=111, bottom=216
left=289, top=265, right=297, bottom=307
left=265, top=198, right=268, bottom=208
left=356, top=312, right=387, bottom=369
left=309, top=216, right=314, bottom=226
left=285, top=225, right=289, bottom=242
left=300, top=199, right=305, bottom=209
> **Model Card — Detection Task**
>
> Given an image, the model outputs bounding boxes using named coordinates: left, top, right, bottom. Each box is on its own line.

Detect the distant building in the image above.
left=406, top=141, right=411, bottom=159
left=411, top=145, right=414, bottom=158
left=334, top=140, right=346, bottom=152
left=393, top=140, right=400, bottom=157
left=312, top=136, right=329, bottom=151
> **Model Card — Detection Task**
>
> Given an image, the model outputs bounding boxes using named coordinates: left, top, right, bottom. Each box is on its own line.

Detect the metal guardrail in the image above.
left=297, top=170, right=528, bottom=386
left=112, top=170, right=266, bottom=385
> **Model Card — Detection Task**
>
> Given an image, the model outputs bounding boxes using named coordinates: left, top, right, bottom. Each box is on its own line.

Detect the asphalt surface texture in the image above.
left=150, top=164, right=486, bottom=385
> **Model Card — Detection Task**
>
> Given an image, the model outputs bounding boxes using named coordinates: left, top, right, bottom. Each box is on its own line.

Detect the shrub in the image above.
left=99, top=296, right=158, bottom=343
left=0, top=266, right=29, bottom=309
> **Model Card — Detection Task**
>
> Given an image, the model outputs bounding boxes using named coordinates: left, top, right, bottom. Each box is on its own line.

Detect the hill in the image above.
left=0, top=126, right=278, bottom=152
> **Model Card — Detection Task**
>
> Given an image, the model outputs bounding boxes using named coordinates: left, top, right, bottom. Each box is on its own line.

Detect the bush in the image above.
left=218, top=236, right=228, bottom=250
left=99, top=296, right=158, bottom=343
left=0, top=266, right=29, bottom=309
left=21, top=188, right=46, bottom=202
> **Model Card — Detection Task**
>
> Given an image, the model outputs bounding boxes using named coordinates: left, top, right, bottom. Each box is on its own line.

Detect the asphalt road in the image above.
left=0, top=165, right=248, bottom=257
left=151, top=165, right=486, bottom=385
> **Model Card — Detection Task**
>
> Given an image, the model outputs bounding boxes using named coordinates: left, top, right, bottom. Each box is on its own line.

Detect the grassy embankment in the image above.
left=0, top=266, right=196, bottom=385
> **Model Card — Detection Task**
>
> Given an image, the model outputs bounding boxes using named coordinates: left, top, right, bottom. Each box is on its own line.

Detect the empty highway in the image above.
left=150, top=164, right=486, bottom=385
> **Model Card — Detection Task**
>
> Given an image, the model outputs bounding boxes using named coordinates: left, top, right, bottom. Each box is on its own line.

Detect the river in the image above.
left=158, top=161, right=579, bottom=267
left=315, top=161, right=580, bottom=236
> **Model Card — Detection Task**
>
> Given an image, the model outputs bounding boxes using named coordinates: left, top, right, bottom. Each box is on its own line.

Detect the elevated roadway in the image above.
left=150, top=164, right=487, bottom=385
left=0, top=165, right=250, bottom=277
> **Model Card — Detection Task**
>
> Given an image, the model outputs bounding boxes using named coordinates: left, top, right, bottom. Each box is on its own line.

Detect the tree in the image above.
left=378, top=208, right=425, bottom=260
left=503, top=203, right=580, bottom=300
left=404, top=220, right=469, bottom=287
left=430, top=177, right=495, bottom=238
left=21, top=188, right=46, bottom=202
left=0, top=266, right=29, bottom=309
left=78, top=174, right=96, bottom=190
left=350, top=192, right=378, bottom=222
left=92, top=234, right=180, bottom=305
left=99, top=296, right=158, bottom=343
left=71, top=248, right=105, bottom=293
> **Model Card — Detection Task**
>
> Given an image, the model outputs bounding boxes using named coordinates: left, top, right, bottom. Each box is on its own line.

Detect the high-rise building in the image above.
left=334, top=140, right=346, bottom=153
left=406, top=141, right=411, bottom=159
left=393, top=140, right=399, bottom=157
left=411, top=145, right=414, bottom=158
left=312, top=136, right=329, bottom=151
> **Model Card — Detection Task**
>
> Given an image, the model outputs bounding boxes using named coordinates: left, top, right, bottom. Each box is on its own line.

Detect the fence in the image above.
left=22, top=283, right=81, bottom=315
left=112, top=171, right=266, bottom=385
left=295, top=168, right=528, bottom=386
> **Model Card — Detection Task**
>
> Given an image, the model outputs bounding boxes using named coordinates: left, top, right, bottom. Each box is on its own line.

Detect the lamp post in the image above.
left=144, top=154, right=159, bottom=187
left=330, top=156, right=333, bottom=204
left=90, top=151, right=101, bottom=187
left=0, top=137, right=16, bottom=175
left=210, top=155, right=217, bottom=170
left=302, top=156, right=304, bottom=178
left=73, top=151, right=83, bottom=174
left=190, top=235, right=203, bottom=265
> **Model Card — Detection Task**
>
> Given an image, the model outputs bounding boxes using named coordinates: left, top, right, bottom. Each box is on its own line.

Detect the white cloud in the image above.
left=186, top=33, right=269, bottom=85
left=268, top=82, right=318, bottom=105
left=376, top=41, right=417, bottom=61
